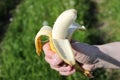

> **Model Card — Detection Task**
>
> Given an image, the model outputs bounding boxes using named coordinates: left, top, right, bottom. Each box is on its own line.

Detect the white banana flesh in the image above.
left=52, top=9, right=77, bottom=39
left=51, top=9, right=77, bottom=65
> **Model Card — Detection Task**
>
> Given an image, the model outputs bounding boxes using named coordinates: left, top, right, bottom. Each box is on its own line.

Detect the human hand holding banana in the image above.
left=43, top=42, right=96, bottom=77
left=35, top=9, right=94, bottom=78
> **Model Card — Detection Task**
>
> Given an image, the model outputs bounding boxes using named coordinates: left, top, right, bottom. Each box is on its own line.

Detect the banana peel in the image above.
left=35, top=9, right=93, bottom=78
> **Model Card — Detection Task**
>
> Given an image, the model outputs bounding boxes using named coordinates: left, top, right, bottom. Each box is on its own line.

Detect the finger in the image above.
left=51, top=54, right=63, bottom=66
left=44, top=50, right=55, bottom=58
left=82, top=64, right=95, bottom=71
left=45, top=56, right=53, bottom=64
left=59, top=68, right=76, bottom=76
left=51, top=65, right=72, bottom=72
left=43, top=43, right=54, bottom=58
left=45, top=54, right=63, bottom=66
left=43, top=42, right=50, bottom=51
left=74, top=50, right=89, bottom=64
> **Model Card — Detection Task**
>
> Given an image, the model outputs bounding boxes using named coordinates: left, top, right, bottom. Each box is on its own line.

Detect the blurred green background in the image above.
left=0, top=0, right=120, bottom=80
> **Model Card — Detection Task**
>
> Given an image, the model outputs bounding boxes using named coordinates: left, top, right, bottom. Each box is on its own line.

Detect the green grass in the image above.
left=97, top=0, right=120, bottom=42
left=1, top=0, right=120, bottom=80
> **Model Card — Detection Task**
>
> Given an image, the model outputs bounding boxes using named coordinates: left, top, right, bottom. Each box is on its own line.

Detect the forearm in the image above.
left=72, top=41, right=120, bottom=69
left=95, top=42, right=120, bottom=69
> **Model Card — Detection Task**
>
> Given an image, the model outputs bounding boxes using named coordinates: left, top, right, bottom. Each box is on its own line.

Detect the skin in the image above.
left=43, top=42, right=120, bottom=76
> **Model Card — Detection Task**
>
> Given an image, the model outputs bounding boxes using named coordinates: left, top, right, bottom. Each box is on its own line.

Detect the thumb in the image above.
left=82, top=64, right=95, bottom=71
left=72, top=49, right=90, bottom=64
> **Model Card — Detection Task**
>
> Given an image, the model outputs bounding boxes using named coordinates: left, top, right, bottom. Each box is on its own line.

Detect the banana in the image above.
left=35, top=9, right=93, bottom=78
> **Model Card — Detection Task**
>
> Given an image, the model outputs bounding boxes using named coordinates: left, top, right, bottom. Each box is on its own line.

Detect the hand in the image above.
left=43, top=42, right=96, bottom=76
